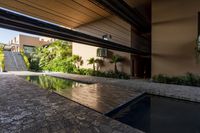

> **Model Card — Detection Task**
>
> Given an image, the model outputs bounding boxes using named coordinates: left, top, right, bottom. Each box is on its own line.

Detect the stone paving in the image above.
left=2, top=71, right=200, bottom=133
left=48, top=73, right=200, bottom=103
left=53, top=83, right=142, bottom=114
left=0, top=74, right=143, bottom=133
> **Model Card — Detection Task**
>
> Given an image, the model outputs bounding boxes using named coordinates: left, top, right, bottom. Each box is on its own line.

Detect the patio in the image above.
left=1, top=72, right=200, bottom=132
left=0, top=74, right=143, bottom=133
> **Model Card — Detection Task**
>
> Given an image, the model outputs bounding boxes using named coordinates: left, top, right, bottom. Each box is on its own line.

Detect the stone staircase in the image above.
left=4, top=51, right=27, bottom=71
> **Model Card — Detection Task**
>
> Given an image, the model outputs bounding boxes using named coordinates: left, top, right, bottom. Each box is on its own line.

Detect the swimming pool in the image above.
left=106, top=94, right=200, bottom=133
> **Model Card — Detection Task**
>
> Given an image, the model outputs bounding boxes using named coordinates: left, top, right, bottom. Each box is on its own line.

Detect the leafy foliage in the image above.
left=95, top=58, right=104, bottom=71
left=87, top=57, right=96, bottom=71
left=25, top=75, right=86, bottom=91
left=87, top=58, right=104, bottom=71
left=71, top=55, right=83, bottom=69
left=73, top=68, right=130, bottom=79
left=93, top=71, right=130, bottom=79
left=29, top=48, right=41, bottom=71
left=152, top=73, right=200, bottom=87
left=0, top=47, right=4, bottom=71
left=110, top=55, right=124, bottom=73
left=29, top=40, right=130, bottom=79
left=21, top=51, right=30, bottom=70
left=29, top=40, right=72, bottom=72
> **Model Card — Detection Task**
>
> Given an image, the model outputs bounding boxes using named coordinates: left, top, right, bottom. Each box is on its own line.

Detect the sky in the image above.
left=0, top=8, right=66, bottom=44
left=0, top=28, right=41, bottom=44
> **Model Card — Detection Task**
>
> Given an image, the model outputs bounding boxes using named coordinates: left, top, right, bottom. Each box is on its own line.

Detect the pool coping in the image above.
left=0, top=74, right=144, bottom=133
left=6, top=71, right=200, bottom=132
left=17, top=74, right=144, bottom=114
left=46, top=72, right=200, bottom=103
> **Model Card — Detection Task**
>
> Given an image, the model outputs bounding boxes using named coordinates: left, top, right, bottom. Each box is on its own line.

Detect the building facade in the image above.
left=1, top=0, right=200, bottom=77
left=8, top=34, right=55, bottom=53
left=152, top=0, right=200, bottom=76
left=72, top=15, right=132, bottom=75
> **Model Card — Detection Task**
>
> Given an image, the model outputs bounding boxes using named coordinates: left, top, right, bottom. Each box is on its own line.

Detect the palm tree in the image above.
left=95, top=59, right=104, bottom=71
left=87, top=57, right=96, bottom=71
left=110, top=55, right=124, bottom=73
left=72, top=55, right=83, bottom=69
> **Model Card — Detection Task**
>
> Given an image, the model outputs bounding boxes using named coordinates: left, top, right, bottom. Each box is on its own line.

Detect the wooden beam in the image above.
left=93, top=0, right=150, bottom=32
left=0, top=8, right=149, bottom=55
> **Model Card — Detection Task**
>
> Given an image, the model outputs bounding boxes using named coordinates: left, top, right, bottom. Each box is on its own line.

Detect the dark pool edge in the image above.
left=106, top=92, right=200, bottom=117
left=105, top=93, right=147, bottom=116
left=16, top=75, right=146, bottom=132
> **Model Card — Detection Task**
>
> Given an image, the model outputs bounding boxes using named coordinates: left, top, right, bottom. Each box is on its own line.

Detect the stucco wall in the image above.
left=19, top=35, right=40, bottom=47
left=152, top=0, right=200, bottom=76
left=72, top=15, right=132, bottom=74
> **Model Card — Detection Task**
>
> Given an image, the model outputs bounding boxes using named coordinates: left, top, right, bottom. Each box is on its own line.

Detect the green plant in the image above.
left=29, top=50, right=41, bottom=71
left=95, top=59, right=104, bottom=71
left=195, top=38, right=200, bottom=63
left=71, top=55, right=83, bottom=69
left=27, top=40, right=129, bottom=80
left=152, top=73, right=200, bottom=87
left=44, top=58, right=75, bottom=73
left=21, top=51, right=30, bottom=70
left=0, top=47, right=4, bottom=72
left=73, top=68, right=93, bottom=75
left=29, top=40, right=72, bottom=71
left=87, top=57, right=96, bottom=71
left=110, top=55, right=124, bottom=73
left=105, top=71, right=130, bottom=79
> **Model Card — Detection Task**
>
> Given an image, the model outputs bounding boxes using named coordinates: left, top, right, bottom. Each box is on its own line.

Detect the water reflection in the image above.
left=23, top=75, right=88, bottom=93
left=22, top=75, right=141, bottom=114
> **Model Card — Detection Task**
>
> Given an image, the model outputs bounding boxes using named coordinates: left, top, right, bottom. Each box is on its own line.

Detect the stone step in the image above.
left=4, top=51, right=28, bottom=71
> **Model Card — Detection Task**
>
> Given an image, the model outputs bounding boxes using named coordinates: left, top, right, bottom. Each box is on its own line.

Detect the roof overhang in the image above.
left=0, top=8, right=149, bottom=55
left=0, top=0, right=110, bottom=28
left=94, top=0, right=151, bottom=32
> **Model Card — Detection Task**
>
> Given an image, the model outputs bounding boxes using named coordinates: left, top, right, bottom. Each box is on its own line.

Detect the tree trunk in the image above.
left=114, top=63, right=118, bottom=73
left=93, top=63, right=95, bottom=71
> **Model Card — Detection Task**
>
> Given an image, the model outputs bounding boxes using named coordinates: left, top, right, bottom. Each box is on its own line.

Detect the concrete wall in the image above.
left=19, top=35, right=40, bottom=48
left=72, top=15, right=132, bottom=74
left=9, top=34, right=54, bottom=52
left=152, top=0, right=200, bottom=76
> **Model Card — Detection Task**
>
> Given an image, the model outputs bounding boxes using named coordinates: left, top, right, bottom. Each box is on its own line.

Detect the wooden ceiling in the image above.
left=124, top=0, right=149, bottom=7
left=0, top=0, right=111, bottom=28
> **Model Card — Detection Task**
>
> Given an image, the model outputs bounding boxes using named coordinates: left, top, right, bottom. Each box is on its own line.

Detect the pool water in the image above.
left=106, top=94, right=200, bottom=133
left=21, top=75, right=89, bottom=93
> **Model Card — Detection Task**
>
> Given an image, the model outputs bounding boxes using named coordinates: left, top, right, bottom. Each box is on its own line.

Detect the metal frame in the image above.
left=0, top=8, right=149, bottom=55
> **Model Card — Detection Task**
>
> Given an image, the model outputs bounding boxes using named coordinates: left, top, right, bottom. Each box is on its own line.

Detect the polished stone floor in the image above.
left=48, top=73, right=200, bottom=103
left=0, top=74, right=143, bottom=133
left=2, top=71, right=200, bottom=133
left=55, top=83, right=142, bottom=114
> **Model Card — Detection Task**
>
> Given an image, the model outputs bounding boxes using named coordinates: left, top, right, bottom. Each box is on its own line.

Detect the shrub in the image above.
left=28, top=39, right=130, bottom=79
left=73, top=68, right=93, bottom=75
left=71, top=68, right=130, bottom=79
left=44, top=58, right=75, bottom=73
left=21, top=52, right=30, bottom=70
left=110, top=55, right=124, bottom=73
left=0, top=48, right=4, bottom=71
left=152, top=73, right=200, bottom=87
left=105, top=71, right=130, bottom=79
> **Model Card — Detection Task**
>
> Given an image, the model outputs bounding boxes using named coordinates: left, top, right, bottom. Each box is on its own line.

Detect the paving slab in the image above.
left=48, top=73, right=200, bottom=103
left=0, top=75, right=143, bottom=133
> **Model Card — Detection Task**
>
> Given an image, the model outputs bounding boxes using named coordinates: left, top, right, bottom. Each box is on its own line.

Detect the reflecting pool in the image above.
left=21, top=75, right=89, bottom=93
